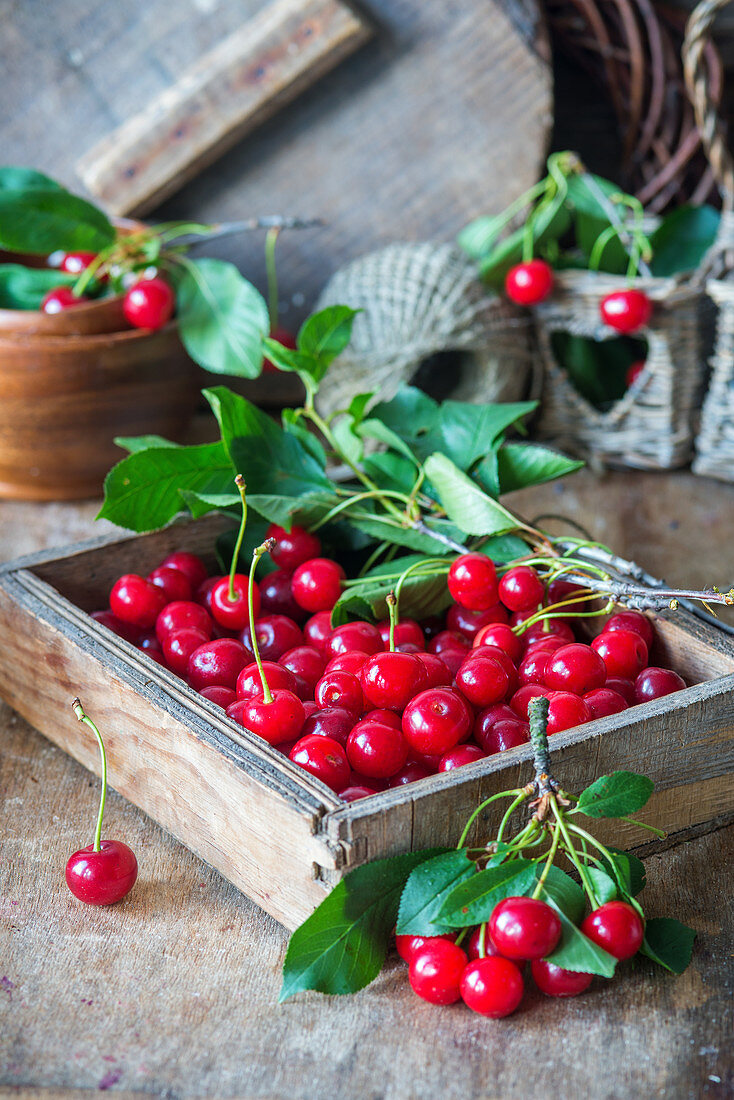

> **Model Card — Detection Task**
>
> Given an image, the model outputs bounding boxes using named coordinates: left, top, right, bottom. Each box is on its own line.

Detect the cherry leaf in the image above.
left=574, top=772, right=654, bottom=819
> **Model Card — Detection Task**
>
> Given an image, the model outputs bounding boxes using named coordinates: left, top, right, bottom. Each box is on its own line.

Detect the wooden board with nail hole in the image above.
left=0, top=513, right=732, bottom=931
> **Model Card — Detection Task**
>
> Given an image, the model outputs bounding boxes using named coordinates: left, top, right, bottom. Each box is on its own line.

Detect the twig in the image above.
left=177, top=216, right=325, bottom=245
left=412, top=519, right=468, bottom=556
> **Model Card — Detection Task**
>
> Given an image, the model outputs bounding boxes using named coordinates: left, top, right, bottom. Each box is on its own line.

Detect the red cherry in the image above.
left=460, top=956, right=525, bottom=1017
left=499, top=566, right=545, bottom=612
left=236, top=660, right=298, bottom=700
left=160, top=551, right=208, bottom=591
left=132, top=629, right=159, bottom=650
left=490, top=896, right=562, bottom=960
left=236, top=689, right=305, bottom=745
left=455, top=656, right=510, bottom=708
left=428, top=629, right=470, bottom=657
left=155, top=600, right=213, bottom=644
left=346, top=721, right=408, bottom=778
left=473, top=622, right=523, bottom=663
left=581, top=901, right=644, bottom=960
left=327, top=621, right=383, bottom=658
left=325, top=650, right=369, bottom=677
left=626, top=360, right=646, bottom=387
left=438, top=744, right=485, bottom=771
left=162, top=627, right=209, bottom=675
left=388, top=762, right=432, bottom=786
left=377, top=616, right=425, bottom=650
left=518, top=646, right=553, bottom=687
left=339, top=785, right=377, bottom=801
left=123, top=276, right=175, bottom=330
left=66, top=840, right=138, bottom=906
left=604, top=609, right=655, bottom=651
left=605, top=677, right=636, bottom=705
left=634, top=666, right=686, bottom=703
left=546, top=691, right=592, bottom=734
left=291, top=558, right=345, bottom=612
left=110, top=574, right=166, bottom=628
left=259, top=568, right=306, bottom=622
left=187, top=638, right=249, bottom=691
left=42, top=286, right=84, bottom=313
left=402, top=688, right=472, bottom=755
left=510, top=684, right=552, bottom=720
left=362, top=709, right=402, bottom=730
left=504, top=259, right=554, bottom=306
left=314, top=670, right=364, bottom=715
left=600, top=288, right=652, bottom=333
left=591, top=629, right=648, bottom=680
left=409, top=940, right=468, bottom=1005
left=240, top=614, right=302, bottom=662
left=521, top=619, right=575, bottom=650
left=360, top=651, right=427, bottom=711
left=480, top=718, right=530, bottom=755
left=545, top=577, right=591, bottom=615
left=303, top=610, right=335, bottom=652
left=583, top=687, right=628, bottom=720
left=60, top=251, right=97, bottom=275
left=473, top=702, right=516, bottom=745
left=280, top=645, right=326, bottom=690
left=90, top=610, right=141, bottom=645
left=470, top=645, right=519, bottom=696
left=289, top=734, right=350, bottom=791
left=210, top=575, right=260, bottom=631
left=531, top=959, right=593, bottom=997
left=265, top=523, right=321, bottom=571
left=448, top=554, right=499, bottom=611
left=446, top=603, right=508, bottom=640
left=544, top=643, right=607, bottom=695
left=199, top=685, right=237, bottom=708
left=415, top=651, right=452, bottom=689
left=396, top=933, right=457, bottom=963
left=301, top=706, right=356, bottom=747
left=147, top=565, right=192, bottom=603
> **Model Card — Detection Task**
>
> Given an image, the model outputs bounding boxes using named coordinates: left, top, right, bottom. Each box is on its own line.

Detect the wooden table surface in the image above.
left=1, top=469, right=733, bottom=1100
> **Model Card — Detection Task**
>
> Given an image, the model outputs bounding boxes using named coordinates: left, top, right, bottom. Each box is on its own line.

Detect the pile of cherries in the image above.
left=41, top=249, right=175, bottom=331
left=397, top=893, right=644, bottom=1016
left=92, top=528, right=686, bottom=800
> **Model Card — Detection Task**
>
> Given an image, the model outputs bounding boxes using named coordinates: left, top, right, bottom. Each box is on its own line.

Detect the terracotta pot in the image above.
left=0, top=323, right=200, bottom=501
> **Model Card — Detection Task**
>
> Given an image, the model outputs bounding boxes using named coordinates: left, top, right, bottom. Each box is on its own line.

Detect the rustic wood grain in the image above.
left=0, top=0, right=553, bottom=320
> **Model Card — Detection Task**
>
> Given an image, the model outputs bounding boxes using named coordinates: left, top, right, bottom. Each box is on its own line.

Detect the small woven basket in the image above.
left=314, top=242, right=534, bottom=417
left=685, top=0, right=734, bottom=482
left=534, top=270, right=707, bottom=470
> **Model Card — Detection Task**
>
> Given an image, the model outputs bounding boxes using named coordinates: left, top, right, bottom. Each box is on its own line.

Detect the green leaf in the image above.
left=204, top=387, right=332, bottom=498
left=549, top=331, right=645, bottom=409
left=650, top=205, right=720, bottom=277
left=576, top=212, right=628, bottom=275
left=438, top=861, right=538, bottom=927
left=0, top=166, right=65, bottom=192
left=0, top=263, right=76, bottom=310
left=246, top=491, right=338, bottom=528
left=348, top=511, right=464, bottom=557
left=261, top=338, right=317, bottom=377
left=543, top=904, right=617, bottom=977
left=396, top=850, right=474, bottom=936
left=640, top=918, right=696, bottom=974
left=331, top=415, right=364, bottom=466
left=533, top=865, right=586, bottom=924
left=479, top=203, right=571, bottom=287
left=361, top=452, right=417, bottom=496
left=180, top=490, right=240, bottom=520
left=565, top=172, right=622, bottom=220
left=600, top=848, right=646, bottom=898
left=114, top=434, right=180, bottom=454
left=357, top=418, right=420, bottom=465
left=297, top=305, right=360, bottom=380
left=492, top=442, right=584, bottom=494
left=430, top=401, right=537, bottom=471
left=175, top=258, right=269, bottom=377
left=586, top=867, right=618, bottom=905
left=98, top=441, right=234, bottom=532
left=279, top=849, right=444, bottom=1001
left=423, top=454, right=519, bottom=537
left=474, top=534, right=532, bottom=563
left=215, top=516, right=271, bottom=575
left=0, top=189, right=115, bottom=254
left=331, top=554, right=451, bottom=625
left=281, top=409, right=328, bottom=468
left=458, top=211, right=512, bottom=260
left=347, top=392, right=374, bottom=425
left=370, top=387, right=439, bottom=440
left=575, top=772, right=654, bottom=819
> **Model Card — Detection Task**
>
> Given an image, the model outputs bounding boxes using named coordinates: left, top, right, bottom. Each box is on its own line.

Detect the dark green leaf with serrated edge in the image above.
left=0, top=166, right=65, bottom=192
left=0, top=264, right=75, bottom=309
left=331, top=416, right=363, bottom=466
left=397, top=850, right=475, bottom=936
left=575, top=771, right=654, bottom=819
left=424, top=454, right=519, bottom=537
left=280, top=849, right=445, bottom=1001
left=493, top=442, right=584, bottom=494
left=180, top=490, right=240, bottom=520
left=479, top=203, right=571, bottom=287
left=601, top=847, right=646, bottom=897
left=347, top=391, right=374, bottom=425
left=356, top=418, right=420, bottom=464
left=97, top=442, right=233, bottom=532
left=533, top=864, right=586, bottom=925
left=474, top=534, right=533, bottom=563
left=431, top=401, right=537, bottom=471
left=650, top=205, right=720, bottom=277
left=281, top=409, right=328, bottom=468
left=370, top=387, right=439, bottom=439
left=245, top=491, right=338, bottom=528
left=575, top=211, right=628, bottom=275
left=297, top=305, right=360, bottom=380
left=438, top=860, right=538, bottom=927
left=331, top=555, right=451, bottom=626
left=176, top=259, right=269, bottom=377
left=0, top=189, right=115, bottom=253
left=204, top=387, right=332, bottom=497
left=640, top=918, right=696, bottom=974
left=542, top=902, right=617, bottom=977
left=586, top=867, right=618, bottom=905
left=114, top=435, right=180, bottom=454
left=361, top=452, right=417, bottom=496
left=565, top=172, right=622, bottom=219
left=261, top=338, right=317, bottom=376
left=347, top=511, right=464, bottom=557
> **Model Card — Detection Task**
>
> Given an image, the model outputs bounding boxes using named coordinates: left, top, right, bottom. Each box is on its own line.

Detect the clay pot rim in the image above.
left=0, top=318, right=180, bottom=349
left=0, top=291, right=126, bottom=326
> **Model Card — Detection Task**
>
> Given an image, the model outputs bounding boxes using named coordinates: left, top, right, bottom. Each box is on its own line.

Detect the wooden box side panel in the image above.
left=0, top=573, right=338, bottom=930
left=324, top=673, right=734, bottom=874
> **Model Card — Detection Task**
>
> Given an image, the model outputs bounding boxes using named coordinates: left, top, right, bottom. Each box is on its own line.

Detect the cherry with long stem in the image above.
left=210, top=476, right=260, bottom=630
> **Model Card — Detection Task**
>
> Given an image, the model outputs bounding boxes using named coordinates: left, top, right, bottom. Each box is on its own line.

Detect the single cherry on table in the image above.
left=65, top=700, right=138, bottom=906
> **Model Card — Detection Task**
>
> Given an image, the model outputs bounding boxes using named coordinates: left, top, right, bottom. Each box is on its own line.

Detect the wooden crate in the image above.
left=0, top=516, right=732, bottom=930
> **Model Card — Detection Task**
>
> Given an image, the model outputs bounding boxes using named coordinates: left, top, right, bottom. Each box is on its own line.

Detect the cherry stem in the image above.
left=531, top=823, right=560, bottom=900
left=228, top=475, right=248, bottom=603
left=386, top=591, right=398, bottom=652
left=456, top=789, right=527, bottom=850
left=249, top=540, right=276, bottom=704
left=528, top=697, right=559, bottom=799
left=265, top=227, right=280, bottom=331
left=550, top=795, right=600, bottom=909
left=478, top=922, right=487, bottom=959
left=71, top=699, right=107, bottom=853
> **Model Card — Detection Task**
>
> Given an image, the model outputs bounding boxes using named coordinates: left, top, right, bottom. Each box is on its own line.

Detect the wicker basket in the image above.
left=314, top=242, right=534, bottom=417
left=685, top=0, right=734, bottom=482
left=534, top=270, right=707, bottom=470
